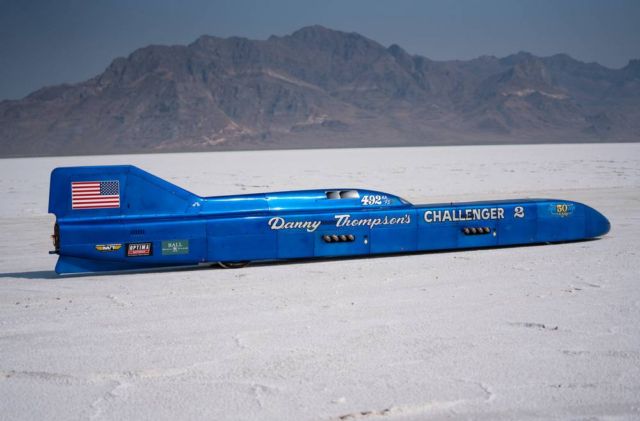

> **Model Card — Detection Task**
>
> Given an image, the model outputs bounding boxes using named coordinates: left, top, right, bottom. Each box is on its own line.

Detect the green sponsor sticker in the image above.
left=161, top=239, right=189, bottom=255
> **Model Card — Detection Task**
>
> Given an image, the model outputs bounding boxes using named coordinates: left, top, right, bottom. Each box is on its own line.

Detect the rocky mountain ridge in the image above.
left=1, top=25, right=638, bottom=157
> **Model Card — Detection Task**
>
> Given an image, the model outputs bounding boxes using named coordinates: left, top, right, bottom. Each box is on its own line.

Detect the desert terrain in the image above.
left=0, top=143, right=639, bottom=420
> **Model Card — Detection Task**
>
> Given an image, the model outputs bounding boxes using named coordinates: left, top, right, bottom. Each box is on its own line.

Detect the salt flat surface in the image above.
left=0, top=144, right=639, bottom=420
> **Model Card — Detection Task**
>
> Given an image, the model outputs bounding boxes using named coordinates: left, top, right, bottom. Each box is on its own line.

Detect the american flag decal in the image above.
left=71, top=181, right=120, bottom=209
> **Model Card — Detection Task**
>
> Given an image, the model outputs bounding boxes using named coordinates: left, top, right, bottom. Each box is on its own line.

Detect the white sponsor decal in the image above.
left=268, top=213, right=412, bottom=232
left=423, top=207, right=505, bottom=223
left=268, top=217, right=322, bottom=233
left=335, top=214, right=411, bottom=228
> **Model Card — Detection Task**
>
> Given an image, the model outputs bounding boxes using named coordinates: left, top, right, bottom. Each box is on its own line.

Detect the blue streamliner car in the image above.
left=48, top=165, right=610, bottom=274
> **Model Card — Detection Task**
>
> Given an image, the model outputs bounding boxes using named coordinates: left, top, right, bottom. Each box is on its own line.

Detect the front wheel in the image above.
left=217, top=261, right=250, bottom=269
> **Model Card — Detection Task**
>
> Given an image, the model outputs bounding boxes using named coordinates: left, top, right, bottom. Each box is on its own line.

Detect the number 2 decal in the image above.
left=514, top=206, right=525, bottom=218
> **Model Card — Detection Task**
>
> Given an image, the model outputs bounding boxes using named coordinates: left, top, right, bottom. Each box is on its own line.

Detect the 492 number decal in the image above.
left=361, top=195, right=391, bottom=206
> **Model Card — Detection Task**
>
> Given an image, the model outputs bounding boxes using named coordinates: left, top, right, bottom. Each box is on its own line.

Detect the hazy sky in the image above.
left=1, top=0, right=639, bottom=100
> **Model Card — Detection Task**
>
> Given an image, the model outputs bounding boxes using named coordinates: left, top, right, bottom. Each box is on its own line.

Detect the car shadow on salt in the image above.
left=0, top=265, right=212, bottom=280
left=0, top=270, right=60, bottom=279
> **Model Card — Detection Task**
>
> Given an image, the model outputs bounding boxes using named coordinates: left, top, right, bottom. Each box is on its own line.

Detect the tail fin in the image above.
left=49, top=165, right=200, bottom=219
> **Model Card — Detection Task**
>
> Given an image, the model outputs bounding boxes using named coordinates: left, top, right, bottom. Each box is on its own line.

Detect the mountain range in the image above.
left=1, top=25, right=639, bottom=157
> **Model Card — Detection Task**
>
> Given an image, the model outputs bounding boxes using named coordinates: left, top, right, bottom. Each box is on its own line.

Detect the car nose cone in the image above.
left=586, top=206, right=611, bottom=238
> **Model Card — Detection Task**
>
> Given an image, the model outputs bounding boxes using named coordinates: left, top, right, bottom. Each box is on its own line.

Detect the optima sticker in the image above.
left=162, top=240, right=189, bottom=255
left=95, top=244, right=122, bottom=252
left=126, top=242, right=152, bottom=257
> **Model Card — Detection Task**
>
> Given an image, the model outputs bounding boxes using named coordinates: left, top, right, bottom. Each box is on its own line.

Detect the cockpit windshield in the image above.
left=326, top=190, right=359, bottom=200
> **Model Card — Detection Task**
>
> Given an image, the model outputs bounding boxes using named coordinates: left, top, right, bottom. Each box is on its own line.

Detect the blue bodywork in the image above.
left=48, top=165, right=610, bottom=274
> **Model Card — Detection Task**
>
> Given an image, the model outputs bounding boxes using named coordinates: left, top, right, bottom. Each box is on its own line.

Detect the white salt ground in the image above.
left=0, top=143, right=639, bottom=420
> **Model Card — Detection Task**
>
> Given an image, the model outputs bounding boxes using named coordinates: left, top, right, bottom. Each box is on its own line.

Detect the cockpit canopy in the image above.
left=201, top=189, right=411, bottom=214
left=325, top=190, right=360, bottom=200
left=266, top=189, right=411, bottom=211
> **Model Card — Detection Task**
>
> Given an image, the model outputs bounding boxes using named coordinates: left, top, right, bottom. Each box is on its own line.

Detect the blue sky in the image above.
left=0, top=0, right=639, bottom=100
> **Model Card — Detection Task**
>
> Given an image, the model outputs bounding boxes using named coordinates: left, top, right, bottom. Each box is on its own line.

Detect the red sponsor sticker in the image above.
left=126, top=242, right=152, bottom=257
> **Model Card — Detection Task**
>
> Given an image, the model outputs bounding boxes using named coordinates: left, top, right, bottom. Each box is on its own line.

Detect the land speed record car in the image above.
left=48, top=165, right=610, bottom=274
